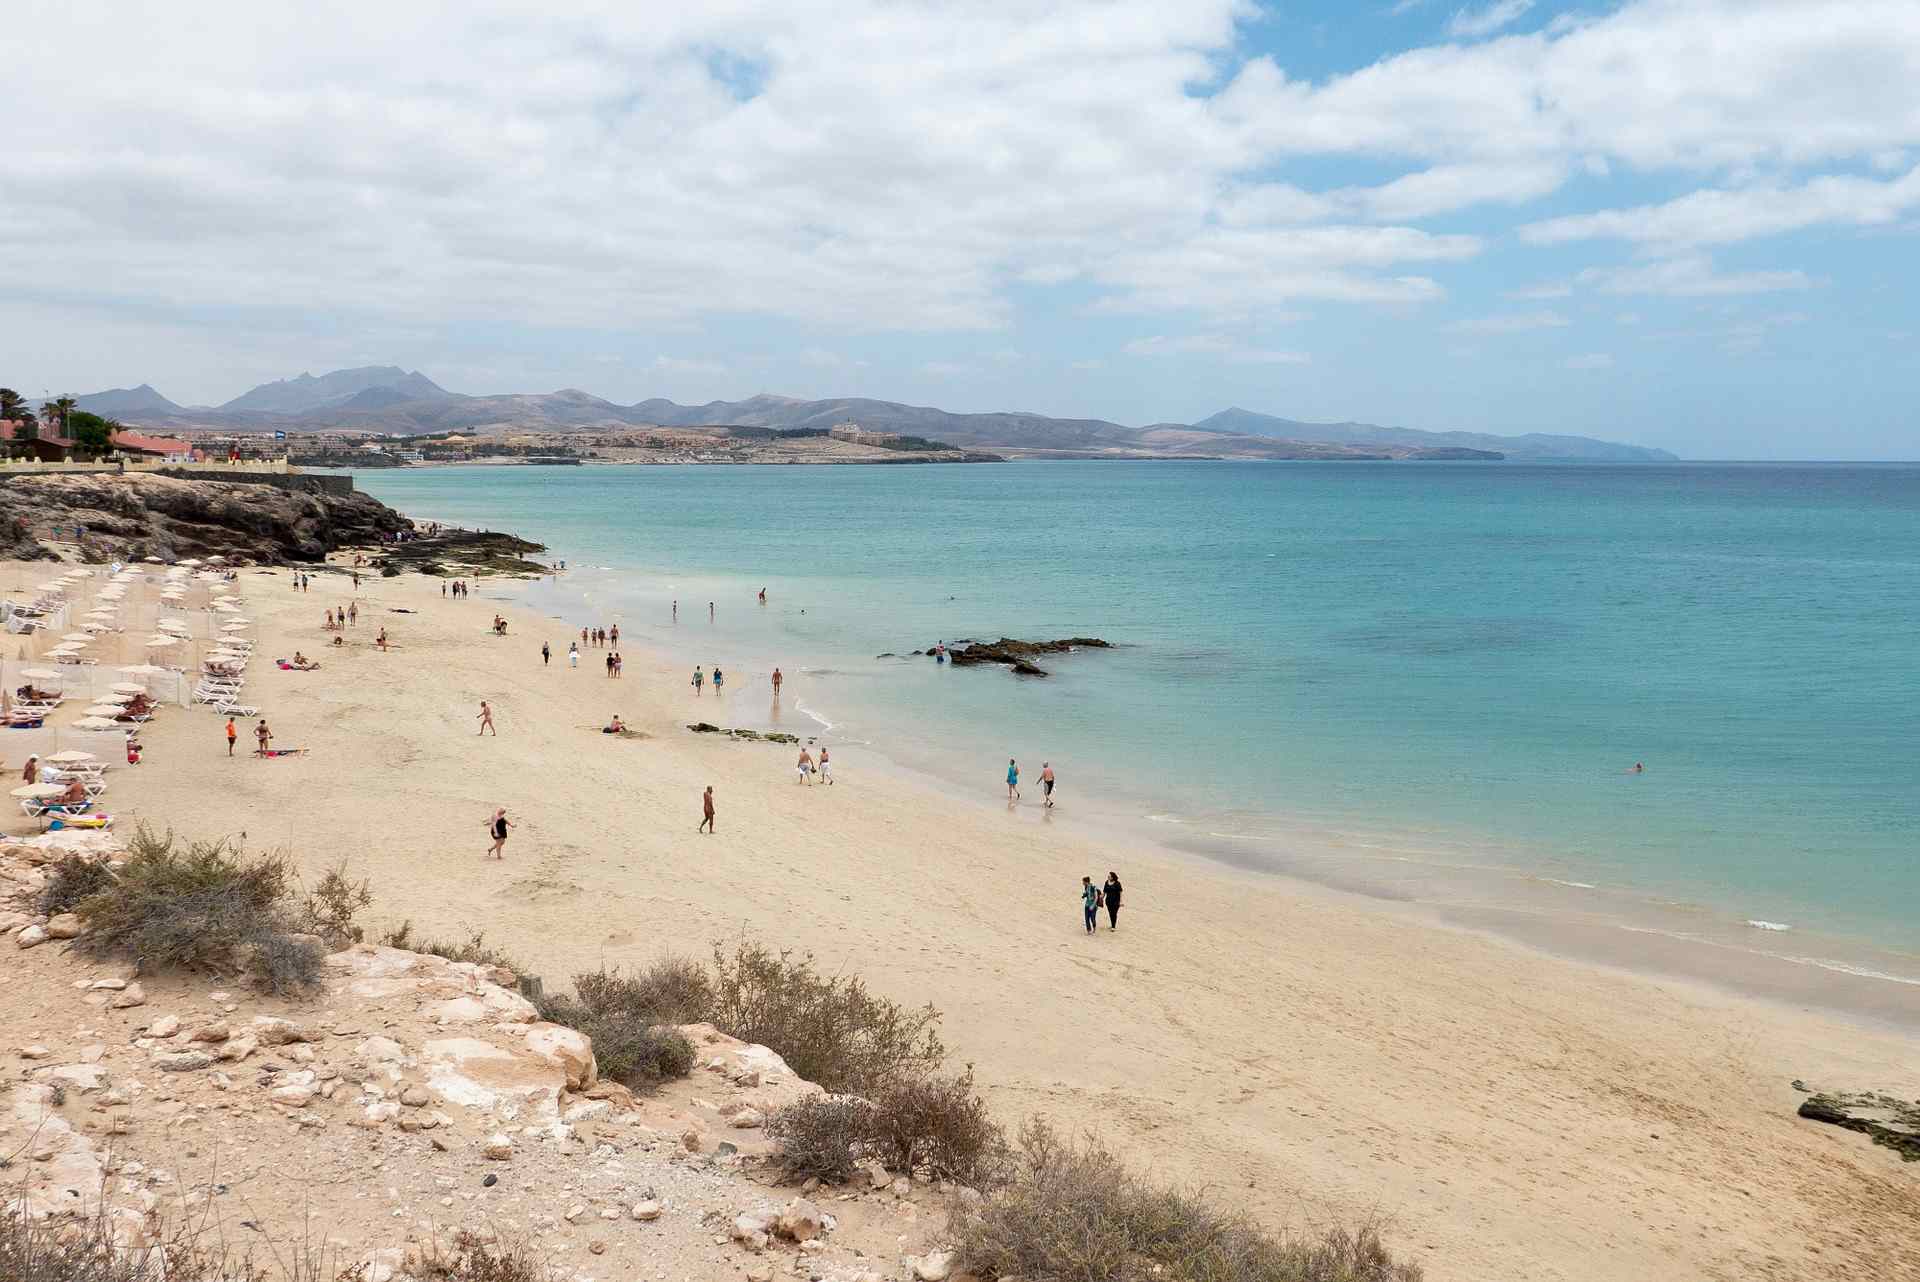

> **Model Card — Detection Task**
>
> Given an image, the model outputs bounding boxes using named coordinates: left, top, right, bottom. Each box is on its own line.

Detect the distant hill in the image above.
left=71, top=384, right=183, bottom=417
left=73, top=367, right=1676, bottom=461
left=218, top=366, right=450, bottom=415
left=1189, top=408, right=1677, bottom=463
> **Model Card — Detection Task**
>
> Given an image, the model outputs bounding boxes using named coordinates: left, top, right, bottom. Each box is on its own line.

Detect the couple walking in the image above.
left=1079, top=872, right=1123, bottom=933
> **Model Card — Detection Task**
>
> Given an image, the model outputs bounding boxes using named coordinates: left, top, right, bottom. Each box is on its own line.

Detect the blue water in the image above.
left=355, top=461, right=1920, bottom=957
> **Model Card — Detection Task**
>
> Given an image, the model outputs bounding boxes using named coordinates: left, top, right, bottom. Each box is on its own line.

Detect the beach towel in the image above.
left=260, top=748, right=308, bottom=758
left=49, top=813, right=111, bottom=830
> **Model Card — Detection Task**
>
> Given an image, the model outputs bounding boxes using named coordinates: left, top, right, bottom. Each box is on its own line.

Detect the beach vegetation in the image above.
left=708, top=939, right=945, bottom=1095
left=769, top=1065, right=1012, bottom=1187
left=952, top=1120, right=1421, bottom=1282
left=536, top=967, right=698, bottom=1088
left=380, top=921, right=527, bottom=977
left=36, top=854, right=115, bottom=915
left=71, top=826, right=326, bottom=994
left=298, top=861, right=374, bottom=946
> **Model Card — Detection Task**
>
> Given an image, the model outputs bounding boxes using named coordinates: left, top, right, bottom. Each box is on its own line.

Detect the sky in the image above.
left=5, top=0, right=1919, bottom=459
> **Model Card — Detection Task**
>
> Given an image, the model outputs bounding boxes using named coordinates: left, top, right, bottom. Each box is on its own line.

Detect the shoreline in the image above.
left=8, top=552, right=1917, bottom=1282
left=498, top=555, right=1920, bottom=1039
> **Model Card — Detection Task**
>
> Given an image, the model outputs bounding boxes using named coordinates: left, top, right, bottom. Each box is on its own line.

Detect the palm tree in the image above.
left=40, top=394, right=76, bottom=435
left=0, top=387, right=27, bottom=423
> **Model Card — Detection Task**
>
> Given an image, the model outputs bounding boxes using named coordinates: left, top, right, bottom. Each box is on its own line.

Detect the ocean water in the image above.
left=354, top=461, right=1920, bottom=981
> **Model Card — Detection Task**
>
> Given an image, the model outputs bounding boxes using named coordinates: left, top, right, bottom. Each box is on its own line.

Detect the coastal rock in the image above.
left=944, top=636, right=1113, bottom=678
left=1797, top=1090, right=1920, bottom=1161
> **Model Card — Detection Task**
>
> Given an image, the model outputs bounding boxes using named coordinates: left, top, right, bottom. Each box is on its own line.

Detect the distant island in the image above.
left=62, top=366, right=1676, bottom=463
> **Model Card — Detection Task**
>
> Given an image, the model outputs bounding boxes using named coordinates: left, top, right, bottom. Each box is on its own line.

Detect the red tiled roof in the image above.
left=110, top=430, right=192, bottom=456
left=0, top=419, right=75, bottom=448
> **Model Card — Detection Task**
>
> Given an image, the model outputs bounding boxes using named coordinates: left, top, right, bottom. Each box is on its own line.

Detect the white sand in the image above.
left=7, top=561, right=1916, bottom=1282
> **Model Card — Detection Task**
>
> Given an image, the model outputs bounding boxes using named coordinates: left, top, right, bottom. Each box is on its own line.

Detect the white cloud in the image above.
left=1521, top=166, right=1920, bottom=249
left=1563, top=352, right=1613, bottom=369
left=1447, top=0, right=1534, bottom=40
left=1504, top=280, right=1573, bottom=300
left=1124, top=335, right=1310, bottom=364
left=652, top=355, right=726, bottom=375
left=1577, top=255, right=1815, bottom=297
left=918, top=361, right=971, bottom=377
left=1448, top=310, right=1570, bottom=333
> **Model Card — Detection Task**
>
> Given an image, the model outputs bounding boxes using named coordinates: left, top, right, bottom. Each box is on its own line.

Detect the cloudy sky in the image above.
left=7, top=0, right=1918, bottom=457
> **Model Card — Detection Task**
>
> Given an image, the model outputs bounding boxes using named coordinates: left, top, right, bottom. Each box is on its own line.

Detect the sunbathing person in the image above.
left=292, top=651, right=317, bottom=669
left=603, top=715, right=626, bottom=734
left=58, top=776, right=88, bottom=807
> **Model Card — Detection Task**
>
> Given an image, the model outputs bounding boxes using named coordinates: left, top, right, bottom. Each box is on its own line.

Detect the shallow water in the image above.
left=356, top=460, right=1920, bottom=982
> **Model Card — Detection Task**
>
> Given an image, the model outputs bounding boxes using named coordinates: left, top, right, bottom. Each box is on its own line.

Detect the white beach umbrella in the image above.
left=83, top=704, right=126, bottom=717
left=111, top=682, right=149, bottom=693
left=73, top=717, right=121, bottom=731
left=46, top=750, right=97, bottom=764
left=45, top=644, right=82, bottom=655
left=220, top=621, right=250, bottom=631
left=80, top=621, right=114, bottom=634
left=13, top=784, right=66, bottom=800
left=95, top=691, right=133, bottom=704
left=144, top=635, right=182, bottom=648
left=60, top=633, right=94, bottom=644
left=157, top=620, right=191, bottom=635
left=18, top=667, right=61, bottom=680
left=118, top=665, right=168, bottom=678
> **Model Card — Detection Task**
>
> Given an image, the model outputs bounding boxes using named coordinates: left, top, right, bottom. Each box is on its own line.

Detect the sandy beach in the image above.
left=4, top=557, right=1916, bottom=1282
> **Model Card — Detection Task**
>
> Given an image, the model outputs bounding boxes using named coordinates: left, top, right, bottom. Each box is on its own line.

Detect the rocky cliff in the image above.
left=0, top=472, right=411, bottom=564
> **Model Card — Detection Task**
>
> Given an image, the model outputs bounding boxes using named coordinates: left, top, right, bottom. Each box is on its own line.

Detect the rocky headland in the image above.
left=912, top=637, right=1113, bottom=677
left=0, top=472, right=411, bottom=565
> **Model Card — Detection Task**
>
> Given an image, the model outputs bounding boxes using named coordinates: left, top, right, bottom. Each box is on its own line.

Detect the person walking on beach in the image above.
left=612, top=651, right=622, bottom=678
left=1103, top=871, right=1123, bottom=930
left=254, top=719, right=272, bottom=756
left=610, top=624, right=619, bottom=646
left=1006, top=758, right=1020, bottom=801
left=699, top=785, right=715, bottom=834
left=568, top=641, right=579, bottom=669
left=712, top=666, right=724, bottom=694
left=348, top=601, right=358, bottom=626
left=225, top=717, right=236, bottom=757
left=542, top=641, right=550, bottom=666
left=771, top=667, right=783, bottom=699
left=692, top=666, right=705, bottom=696
left=672, top=600, right=678, bottom=622
left=818, top=745, right=832, bottom=784
left=1081, top=876, right=1099, bottom=935
left=1041, top=761, right=1056, bottom=808
left=709, top=601, right=715, bottom=622
left=796, top=747, right=815, bottom=784
left=485, top=808, right=513, bottom=859
left=477, top=700, right=496, bottom=736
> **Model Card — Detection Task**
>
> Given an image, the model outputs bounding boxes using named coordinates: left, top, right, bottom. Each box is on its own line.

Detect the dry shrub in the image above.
left=709, top=940, right=943, bottom=1094
left=766, top=1094, right=880, bottom=1183
left=419, top=1231, right=548, bottom=1282
left=768, top=1068, right=1010, bottom=1188
left=382, top=922, right=526, bottom=977
left=73, top=826, right=323, bottom=995
left=0, top=1198, right=265, bottom=1282
left=298, top=862, right=373, bottom=946
left=867, top=1066, right=1010, bottom=1186
left=36, top=855, right=115, bottom=916
left=537, top=968, right=697, bottom=1089
left=953, top=1120, right=1422, bottom=1282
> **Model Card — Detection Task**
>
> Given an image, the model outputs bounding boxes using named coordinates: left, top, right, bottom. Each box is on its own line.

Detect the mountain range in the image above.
left=68, top=366, right=1677, bottom=461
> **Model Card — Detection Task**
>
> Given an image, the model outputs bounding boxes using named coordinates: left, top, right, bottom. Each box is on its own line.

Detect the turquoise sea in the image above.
left=355, top=461, right=1920, bottom=1008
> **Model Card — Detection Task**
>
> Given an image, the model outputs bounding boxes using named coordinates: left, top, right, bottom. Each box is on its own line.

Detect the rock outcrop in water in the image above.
left=0, top=471, right=411, bottom=564
left=1796, top=1089, right=1920, bottom=1161
left=942, top=636, right=1113, bottom=677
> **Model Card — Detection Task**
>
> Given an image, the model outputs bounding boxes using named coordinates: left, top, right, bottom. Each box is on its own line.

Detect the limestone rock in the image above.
left=251, top=1016, right=310, bottom=1045
left=215, top=1035, right=258, bottom=1063
left=268, top=1084, right=315, bottom=1108
left=631, top=1200, right=661, bottom=1221
left=776, top=1197, right=824, bottom=1242
left=17, top=925, right=48, bottom=949
left=730, top=1212, right=772, bottom=1252
left=1798, top=1090, right=1920, bottom=1161
left=400, top=1085, right=431, bottom=1108
left=187, top=1023, right=230, bottom=1043
left=19, top=1045, right=52, bottom=1060
left=108, top=984, right=145, bottom=1009
left=155, top=1052, right=213, bottom=1072
left=483, top=1132, right=513, bottom=1160
left=910, top=1250, right=955, bottom=1281
left=727, top=1104, right=766, bottom=1128
left=523, top=1023, right=596, bottom=1090
left=147, top=1015, right=180, bottom=1039
left=45, top=913, right=84, bottom=939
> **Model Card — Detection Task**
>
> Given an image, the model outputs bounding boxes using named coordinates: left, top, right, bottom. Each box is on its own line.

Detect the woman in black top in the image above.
left=1103, top=872, right=1123, bottom=929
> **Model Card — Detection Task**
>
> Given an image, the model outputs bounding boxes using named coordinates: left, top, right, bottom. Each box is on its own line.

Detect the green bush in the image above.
left=537, top=967, right=698, bottom=1089
left=952, top=1121, right=1422, bottom=1282
left=73, top=826, right=323, bottom=995
left=708, top=940, right=944, bottom=1095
